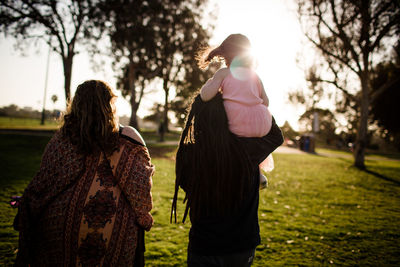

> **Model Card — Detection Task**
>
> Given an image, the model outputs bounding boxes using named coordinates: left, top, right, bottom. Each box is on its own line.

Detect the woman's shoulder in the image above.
left=119, top=125, right=146, bottom=146
left=46, top=131, right=71, bottom=151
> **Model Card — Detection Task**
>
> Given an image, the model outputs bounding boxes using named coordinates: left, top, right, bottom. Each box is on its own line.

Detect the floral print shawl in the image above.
left=14, top=131, right=154, bottom=266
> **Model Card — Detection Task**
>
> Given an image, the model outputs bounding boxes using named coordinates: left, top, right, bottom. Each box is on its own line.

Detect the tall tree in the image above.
left=97, top=0, right=161, bottom=128
left=297, top=0, right=400, bottom=168
left=0, top=0, right=101, bottom=102
left=98, top=0, right=211, bottom=129
left=151, top=0, right=212, bottom=132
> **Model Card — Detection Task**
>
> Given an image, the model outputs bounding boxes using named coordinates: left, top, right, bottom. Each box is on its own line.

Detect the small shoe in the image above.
left=260, top=173, right=268, bottom=190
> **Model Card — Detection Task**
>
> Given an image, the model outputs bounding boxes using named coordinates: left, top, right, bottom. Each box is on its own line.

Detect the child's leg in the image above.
left=260, top=155, right=273, bottom=190
left=260, top=154, right=274, bottom=172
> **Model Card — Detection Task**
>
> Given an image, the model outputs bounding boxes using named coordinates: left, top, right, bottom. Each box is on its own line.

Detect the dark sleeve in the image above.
left=238, top=117, right=284, bottom=166
left=14, top=199, right=31, bottom=267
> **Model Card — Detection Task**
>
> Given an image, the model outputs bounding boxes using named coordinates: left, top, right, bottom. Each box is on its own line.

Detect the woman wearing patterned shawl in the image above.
left=14, top=80, right=154, bottom=266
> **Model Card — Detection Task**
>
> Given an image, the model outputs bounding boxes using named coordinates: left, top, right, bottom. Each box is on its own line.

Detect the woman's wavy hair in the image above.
left=61, top=80, right=119, bottom=155
left=197, top=33, right=254, bottom=70
left=171, top=93, right=253, bottom=223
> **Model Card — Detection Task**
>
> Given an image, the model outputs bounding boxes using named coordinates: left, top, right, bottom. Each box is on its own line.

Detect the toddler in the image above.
left=198, top=34, right=274, bottom=189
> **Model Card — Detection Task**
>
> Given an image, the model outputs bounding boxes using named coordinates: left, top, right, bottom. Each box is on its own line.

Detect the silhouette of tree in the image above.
left=152, top=0, right=212, bottom=132
left=97, top=0, right=212, bottom=129
left=297, top=0, right=400, bottom=168
left=170, top=60, right=219, bottom=127
left=0, top=0, right=102, bottom=103
left=96, top=0, right=162, bottom=128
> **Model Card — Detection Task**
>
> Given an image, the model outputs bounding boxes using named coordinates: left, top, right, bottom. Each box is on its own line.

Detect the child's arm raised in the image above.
left=200, top=68, right=229, bottom=101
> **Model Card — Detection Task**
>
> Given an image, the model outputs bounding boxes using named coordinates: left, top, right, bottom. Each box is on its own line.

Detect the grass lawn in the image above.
left=0, top=116, right=60, bottom=130
left=0, top=133, right=399, bottom=266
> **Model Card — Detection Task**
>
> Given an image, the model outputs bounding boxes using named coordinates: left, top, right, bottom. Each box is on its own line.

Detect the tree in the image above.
left=97, top=0, right=162, bottom=128
left=171, top=59, right=219, bottom=127
left=297, top=0, right=400, bottom=168
left=98, top=0, right=211, bottom=130
left=0, top=0, right=101, bottom=102
left=289, top=66, right=359, bottom=139
left=370, top=46, right=400, bottom=150
left=281, top=121, right=299, bottom=141
left=299, top=108, right=338, bottom=141
left=150, top=0, right=212, bottom=132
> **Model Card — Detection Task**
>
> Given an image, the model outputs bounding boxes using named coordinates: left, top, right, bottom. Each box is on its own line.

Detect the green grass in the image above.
left=0, top=133, right=399, bottom=266
left=140, top=129, right=182, bottom=143
left=0, top=116, right=60, bottom=130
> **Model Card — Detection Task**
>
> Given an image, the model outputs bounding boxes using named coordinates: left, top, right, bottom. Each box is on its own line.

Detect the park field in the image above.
left=0, top=116, right=60, bottom=130
left=0, top=133, right=399, bottom=266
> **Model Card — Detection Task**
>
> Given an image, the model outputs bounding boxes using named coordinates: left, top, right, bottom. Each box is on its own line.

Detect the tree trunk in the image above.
left=129, top=92, right=139, bottom=129
left=128, top=60, right=139, bottom=129
left=129, top=105, right=139, bottom=129
left=163, top=79, right=170, bottom=132
left=354, top=72, right=369, bottom=169
left=62, top=53, right=74, bottom=104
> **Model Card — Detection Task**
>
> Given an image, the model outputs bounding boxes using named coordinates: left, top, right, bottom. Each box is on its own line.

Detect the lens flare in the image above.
left=229, top=55, right=252, bottom=81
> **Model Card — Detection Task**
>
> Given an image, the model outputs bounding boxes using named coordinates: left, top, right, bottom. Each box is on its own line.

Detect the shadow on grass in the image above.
left=315, top=152, right=400, bottom=186
left=364, top=169, right=400, bottom=186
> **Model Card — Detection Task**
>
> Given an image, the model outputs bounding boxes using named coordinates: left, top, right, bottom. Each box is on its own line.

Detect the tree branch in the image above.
left=370, top=15, right=400, bottom=51
left=329, top=0, right=362, bottom=72
left=50, top=2, right=68, bottom=45
left=1, top=1, right=66, bottom=57
left=305, top=32, right=359, bottom=74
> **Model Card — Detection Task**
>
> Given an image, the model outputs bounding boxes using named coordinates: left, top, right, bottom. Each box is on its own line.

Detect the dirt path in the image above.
left=274, top=146, right=306, bottom=154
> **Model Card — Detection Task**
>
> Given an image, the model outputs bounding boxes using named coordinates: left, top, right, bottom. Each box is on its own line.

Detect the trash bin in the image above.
left=299, top=134, right=315, bottom=153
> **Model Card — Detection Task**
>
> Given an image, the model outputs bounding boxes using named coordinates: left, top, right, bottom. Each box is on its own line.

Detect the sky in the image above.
left=0, top=0, right=308, bottom=130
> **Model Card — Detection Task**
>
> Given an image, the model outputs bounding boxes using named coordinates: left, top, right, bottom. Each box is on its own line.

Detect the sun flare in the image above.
left=211, top=0, right=305, bottom=129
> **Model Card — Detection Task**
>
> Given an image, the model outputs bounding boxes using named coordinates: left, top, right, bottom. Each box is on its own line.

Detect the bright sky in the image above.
left=0, top=0, right=307, bottom=130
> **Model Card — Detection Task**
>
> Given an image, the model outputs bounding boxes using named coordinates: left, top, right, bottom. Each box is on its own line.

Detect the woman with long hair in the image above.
left=14, top=80, right=154, bottom=266
left=172, top=93, right=283, bottom=266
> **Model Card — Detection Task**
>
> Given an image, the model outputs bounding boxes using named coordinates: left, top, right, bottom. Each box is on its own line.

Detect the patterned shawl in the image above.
left=14, top=131, right=154, bottom=266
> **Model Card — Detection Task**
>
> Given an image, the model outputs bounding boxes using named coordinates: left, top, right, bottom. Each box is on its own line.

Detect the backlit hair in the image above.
left=197, top=33, right=254, bottom=69
left=61, top=80, right=119, bottom=155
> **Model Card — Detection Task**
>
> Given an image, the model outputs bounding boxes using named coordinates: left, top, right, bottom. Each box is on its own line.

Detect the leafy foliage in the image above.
left=0, top=0, right=102, bottom=101
left=370, top=47, right=400, bottom=150
left=280, top=121, right=299, bottom=141
left=97, top=0, right=213, bottom=129
left=297, top=0, right=400, bottom=168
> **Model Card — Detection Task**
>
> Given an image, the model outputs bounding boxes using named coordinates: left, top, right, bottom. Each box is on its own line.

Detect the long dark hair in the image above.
left=171, top=93, right=253, bottom=223
left=61, top=80, right=119, bottom=155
